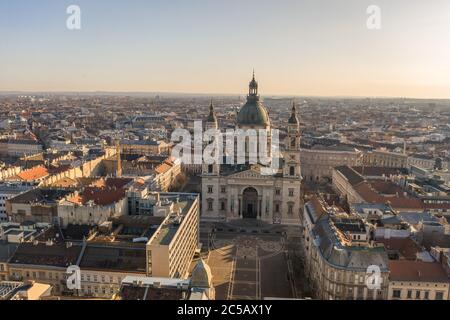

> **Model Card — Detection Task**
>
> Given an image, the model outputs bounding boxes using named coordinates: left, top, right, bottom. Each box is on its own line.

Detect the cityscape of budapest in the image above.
left=1, top=0, right=450, bottom=312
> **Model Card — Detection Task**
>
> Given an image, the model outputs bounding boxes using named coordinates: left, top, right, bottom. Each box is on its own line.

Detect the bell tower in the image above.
left=202, top=100, right=220, bottom=176
left=283, top=101, right=301, bottom=178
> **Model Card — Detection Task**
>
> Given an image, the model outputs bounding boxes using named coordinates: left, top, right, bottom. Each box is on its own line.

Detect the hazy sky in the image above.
left=1, top=0, right=450, bottom=98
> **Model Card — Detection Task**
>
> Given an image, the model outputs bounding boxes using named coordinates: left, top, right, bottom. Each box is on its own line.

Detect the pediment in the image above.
left=227, top=168, right=266, bottom=179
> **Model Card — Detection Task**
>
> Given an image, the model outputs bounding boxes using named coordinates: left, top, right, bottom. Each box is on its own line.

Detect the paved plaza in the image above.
left=200, top=221, right=301, bottom=300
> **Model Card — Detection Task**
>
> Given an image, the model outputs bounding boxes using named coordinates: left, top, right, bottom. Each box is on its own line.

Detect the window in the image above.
left=289, top=189, right=294, bottom=197
left=208, top=165, right=213, bottom=174
left=288, top=204, right=293, bottom=215
left=275, top=189, right=281, bottom=196
left=392, top=290, right=401, bottom=299
left=275, top=204, right=280, bottom=213
left=407, top=290, right=412, bottom=299
left=290, top=166, right=295, bottom=176
left=424, top=291, right=429, bottom=300
left=208, top=201, right=213, bottom=211
left=207, top=186, right=213, bottom=194
left=221, top=201, right=225, bottom=211
left=221, top=186, right=226, bottom=193
left=415, top=291, right=421, bottom=299
left=435, top=292, right=444, bottom=300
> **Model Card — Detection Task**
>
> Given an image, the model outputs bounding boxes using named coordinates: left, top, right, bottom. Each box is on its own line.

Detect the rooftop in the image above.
left=149, top=194, right=197, bottom=246
left=376, top=237, right=422, bottom=260
left=9, top=242, right=82, bottom=268
left=79, top=244, right=146, bottom=273
left=10, top=189, right=72, bottom=205
left=67, top=187, right=126, bottom=206
left=389, top=260, right=449, bottom=282
left=312, top=215, right=389, bottom=271
left=16, top=166, right=49, bottom=181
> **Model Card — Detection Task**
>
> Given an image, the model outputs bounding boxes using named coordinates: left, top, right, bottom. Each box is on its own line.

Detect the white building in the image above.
left=201, top=74, right=302, bottom=225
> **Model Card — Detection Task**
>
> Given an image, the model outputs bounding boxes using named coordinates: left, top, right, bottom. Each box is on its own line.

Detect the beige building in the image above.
left=301, top=146, right=362, bottom=182
left=7, top=189, right=73, bottom=224
left=77, top=243, right=146, bottom=298
left=57, top=189, right=127, bottom=227
left=152, top=157, right=182, bottom=192
left=364, top=149, right=407, bottom=168
left=8, top=242, right=83, bottom=296
left=146, top=194, right=199, bottom=278
left=120, top=140, right=170, bottom=155
left=302, top=197, right=390, bottom=300
left=388, top=260, right=449, bottom=300
left=0, top=139, right=43, bottom=158
left=332, top=166, right=365, bottom=204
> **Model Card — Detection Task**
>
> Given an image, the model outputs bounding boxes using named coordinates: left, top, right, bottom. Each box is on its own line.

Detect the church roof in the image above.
left=236, top=101, right=270, bottom=126
left=236, top=73, right=270, bottom=127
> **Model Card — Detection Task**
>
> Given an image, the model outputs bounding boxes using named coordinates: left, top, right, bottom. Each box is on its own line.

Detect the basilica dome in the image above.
left=236, top=73, right=270, bottom=127
left=236, top=100, right=270, bottom=126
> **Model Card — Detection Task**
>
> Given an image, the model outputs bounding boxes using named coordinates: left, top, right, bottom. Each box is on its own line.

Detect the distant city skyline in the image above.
left=1, top=0, right=450, bottom=99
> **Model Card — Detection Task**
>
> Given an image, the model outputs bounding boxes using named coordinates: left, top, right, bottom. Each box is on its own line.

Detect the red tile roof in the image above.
left=16, top=165, right=49, bottom=181
left=389, top=260, right=449, bottom=282
left=155, top=163, right=172, bottom=175
left=68, top=187, right=126, bottom=206
left=377, top=238, right=422, bottom=260
left=354, top=182, right=423, bottom=210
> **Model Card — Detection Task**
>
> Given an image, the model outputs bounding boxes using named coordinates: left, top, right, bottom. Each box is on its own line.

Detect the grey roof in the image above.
left=398, top=212, right=438, bottom=225
left=313, top=216, right=389, bottom=271
left=335, top=166, right=364, bottom=186
left=0, top=242, right=19, bottom=263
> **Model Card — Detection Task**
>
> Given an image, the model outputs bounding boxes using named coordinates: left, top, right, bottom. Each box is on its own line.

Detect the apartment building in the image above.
left=300, top=145, right=362, bottom=182
left=146, top=193, right=199, bottom=278
left=388, top=260, right=449, bottom=300
left=302, top=197, right=390, bottom=300
left=364, top=149, right=407, bottom=168
left=0, top=139, right=43, bottom=157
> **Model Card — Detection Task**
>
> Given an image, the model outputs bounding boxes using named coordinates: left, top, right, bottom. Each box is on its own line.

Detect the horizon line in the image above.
left=1, top=90, right=450, bottom=101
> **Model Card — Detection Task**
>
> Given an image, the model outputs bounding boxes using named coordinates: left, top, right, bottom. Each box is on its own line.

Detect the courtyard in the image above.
left=200, top=221, right=305, bottom=300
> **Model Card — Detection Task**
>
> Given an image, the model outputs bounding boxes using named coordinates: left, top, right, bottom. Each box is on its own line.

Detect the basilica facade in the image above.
left=201, top=74, right=302, bottom=225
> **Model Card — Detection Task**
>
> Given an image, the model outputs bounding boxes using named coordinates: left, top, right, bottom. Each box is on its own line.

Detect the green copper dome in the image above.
left=237, top=100, right=270, bottom=126
left=236, top=72, right=270, bottom=127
